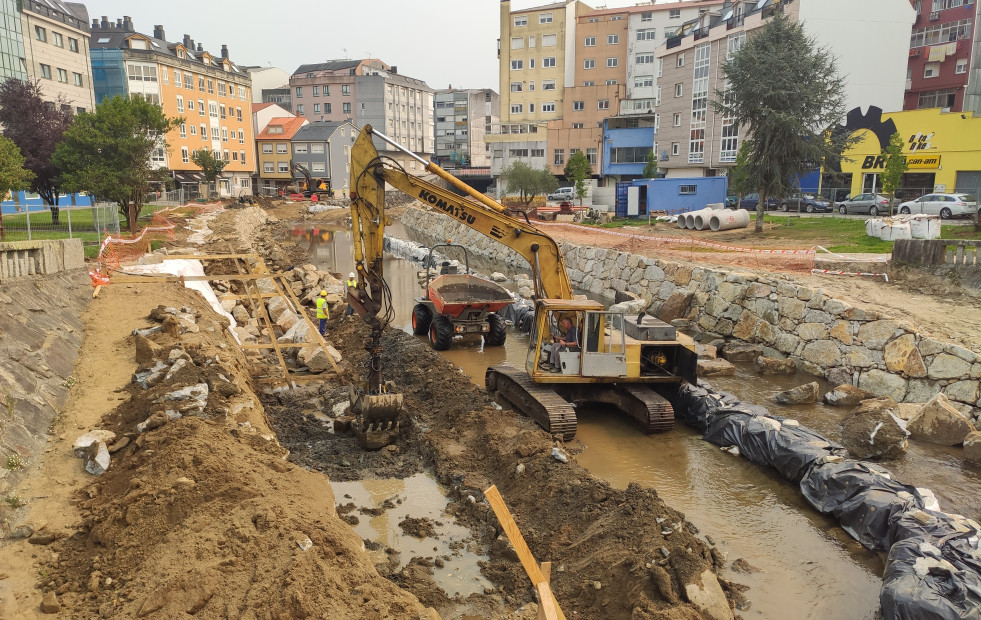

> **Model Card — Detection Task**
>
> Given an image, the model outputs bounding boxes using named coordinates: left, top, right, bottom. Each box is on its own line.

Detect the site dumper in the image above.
left=410, top=244, right=514, bottom=350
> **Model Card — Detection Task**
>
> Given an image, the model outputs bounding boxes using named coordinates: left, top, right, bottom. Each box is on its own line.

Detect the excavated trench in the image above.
left=281, top=222, right=979, bottom=619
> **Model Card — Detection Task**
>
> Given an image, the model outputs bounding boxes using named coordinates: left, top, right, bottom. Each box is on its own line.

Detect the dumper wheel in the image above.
left=429, top=315, right=453, bottom=351
left=485, top=313, right=507, bottom=346
left=411, top=303, right=432, bottom=335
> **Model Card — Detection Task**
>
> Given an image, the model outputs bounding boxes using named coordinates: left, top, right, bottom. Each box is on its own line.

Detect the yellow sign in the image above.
left=906, top=155, right=941, bottom=169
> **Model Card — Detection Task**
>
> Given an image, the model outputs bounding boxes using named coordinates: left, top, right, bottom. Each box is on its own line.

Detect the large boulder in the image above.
left=964, top=431, right=981, bottom=463
left=697, top=358, right=736, bottom=377
left=755, top=356, right=796, bottom=375
left=840, top=397, right=909, bottom=460
left=298, top=345, right=343, bottom=373
left=721, top=342, right=763, bottom=362
left=72, top=430, right=117, bottom=458
left=775, top=382, right=819, bottom=405
left=134, top=334, right=162, bottom=364
left=658, top=292, right=694, bottom=323
left=906, top=393, right=976, bottom=445
left=823, top=385, right=874, bottom=407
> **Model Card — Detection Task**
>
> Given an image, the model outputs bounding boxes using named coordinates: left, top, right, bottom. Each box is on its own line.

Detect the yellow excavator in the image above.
left=346, top=125, right=697, bottom=440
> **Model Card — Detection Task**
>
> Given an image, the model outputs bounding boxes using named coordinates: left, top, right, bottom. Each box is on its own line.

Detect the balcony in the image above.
left=666, top=36, right=683, bottom=49
left=693, top=26, right=710, bottom=41
left=726, top=16, right=745, bottom=30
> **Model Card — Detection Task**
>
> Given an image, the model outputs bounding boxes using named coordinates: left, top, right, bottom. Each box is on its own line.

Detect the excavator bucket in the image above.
left=347, top=384, right=403, bottom=450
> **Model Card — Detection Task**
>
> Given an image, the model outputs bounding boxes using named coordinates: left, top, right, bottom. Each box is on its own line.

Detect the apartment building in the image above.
left=434, top=88, right=500, bottom=168
left=255, top=116, right=307, bottom=195
left=89, top=18, right=256, bottom=197
left=654, top=0, right=915, bottom=178
left=906, top=0, right=976, bottom=112
left=21, top=0, right=94, bottom=113
left=289, top=59, right=434, bottom=172
left=243, top=66, right=289, bottom=104
left=290, top=121, right=357, bottom=194
left=0, top=0, right=27, bottom=82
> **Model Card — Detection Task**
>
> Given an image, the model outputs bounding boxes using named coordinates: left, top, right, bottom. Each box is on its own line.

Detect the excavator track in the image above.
left=619, top=384, right=676, bottom=433
left=486, top=366, right=577, bottom=440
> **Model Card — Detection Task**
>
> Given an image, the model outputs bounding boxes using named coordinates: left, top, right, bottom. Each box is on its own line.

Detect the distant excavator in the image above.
left=345, top=125, right=697, bottom=443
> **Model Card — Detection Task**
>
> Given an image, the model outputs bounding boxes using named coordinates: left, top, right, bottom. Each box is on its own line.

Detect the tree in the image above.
left=880, top=132, right=907, bottom=216
left=54, top=96, right=181, bottom=232
left=0, top=79, right=73, bottom=224
left=501, top=161, right=558, bottom=209
left=728, top=141, right=753, bottom=200
left=713, top=14, right=855, bottom=232
left=0, top=136, right=36, bottom=241
left=564, top=151, right=592, bottom=205
left=641, top=150, right=659, bottom=179
left=190, top=148, right=226, bottom=199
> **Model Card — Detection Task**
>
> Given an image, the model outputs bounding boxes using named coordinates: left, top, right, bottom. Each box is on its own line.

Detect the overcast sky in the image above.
left=85, top=0, right=660, bottom=91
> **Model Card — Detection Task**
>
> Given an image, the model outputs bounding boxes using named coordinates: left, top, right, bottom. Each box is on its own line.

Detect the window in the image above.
left=236, top=107, right=242, bottom=121
left=542, top=34, right=557, bottom=46
left=240, top=151, right=246, bottom=165
left=529, top=103, right=535, bottom=113
left=220, top=104, right=226, bottom=119
left=511, top=103, right=523, bottom=114
left=313, top=103, right=321, bottom=113
left=511, top=81, right=523, bottom=92
left=514, top=15, right=527, bottom=27
left=263, top=162, right=275, bottom=173
left=672, top=142, right=680, bottom=155
left=584, top=59, right=595, bottom=69
left=295, top=86, right=303, bottom=97
left=200, top=124, right=206, bottom=139
left=222, top=128, right=228, bottom=142
left=179, top=123, right=187, bottom=138
left=909, top=19, right=973, bottom=48
left=669, top=9, right=681, bottom=18
left=679, top=185, right=697, bottom=195
left=956, top=58, right=968, bottom=73
left=238, top=129, right=244, bottom=143
left=276, top=143, right=288, bottom=154
left=554, top=149, right=565, bottom=165
left=52, top=32, right=63, bottom=47
left=598, top=99, right=610, bottom=110
left=689, top=42, right=710, bottom=164
left=511, top=59, right=524, bottom=70
left=127, top=63, right=158, bottom=81
left=543, top=57, right=556, bottom=68
left=68, top=37, right=79, bottom=52
left=343, top=102, right=351, bottom=114
left=190, top=125, right=197, bottom=136
left=543, top=79, right=556, bottom=90
left=509, top=148, right=529, bottom=157
left=677, top=55, right=686, bottom=67
left=636, top=53, right=654, bottom=64
left=608, top=34, right=619, bottom=44
left=529, top=58, right=536, bottom=68
left=933, top=0, right=965, bottom=9
left=311, top=143, right=325, bottom=154
left=572, top=122, right=584, bottom=128
left=211, top=127, right=220, bottom=140
left=637, top=28, right=656, bottom=41
left=611, top=15, right=623, bottom=20
left=185, top=73, right=193, bottom=89
left=924, top=62, right=940, bottom=78
left=587, top=17, right=599, bottom=23
left=573, top=100, right=585, bottom=111
left=542, top=102, right=556, bottom=112
left=262, top=144, right=273, bottom=153
left=540, top=12, right=553, bottom=23
left=209, top=103, right=218, bottom=118
left=673, top=113, right=681, bottom=126
left=610, top=147, right=653, bottom=163
left=39, top=64, right=51, bottom=79
left=641, top=11, right=653, bottom=21
left=606, top=79, right=618, bottom=85
left=583, top=80, right=595, bottom=86
left=297, top=104, right=304, bottom=114
left=607, top=58, right=618, bottom=67
left=311, top=162, right=326, bottom=173
left=72, top=72, right=83, bottom=87
left=239, top=86, right=247, bottom=100
left=342, top=85, right=350, bottom=95
left=35, top=26, right=46, bottom=42
left=294, top=143, right=308, bottom=154
left=675, top=83, right=683, bottom=97
left=324, top=103, right=331, bottom=113
left=512, top=37, right=524, bottom=49
left=917, top=88, right=957, bottom=108
left=177, top=96, right=185, bottom=113
left=207, top=79, right=214, bottom=94
left=198, top=76, right=205, bottom=91
left=585, top=36, right=596, bottom=47
left=181, top=147, right=189, bottom=163
left=634, top=75, right=654, bottom=88
left=586, top=148, right=597, bottom=165
left=197, top=99, right=204, bottom=115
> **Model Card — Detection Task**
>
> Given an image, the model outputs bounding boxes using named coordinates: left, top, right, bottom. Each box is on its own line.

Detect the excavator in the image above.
left=346, top=125, right=697, bottom=440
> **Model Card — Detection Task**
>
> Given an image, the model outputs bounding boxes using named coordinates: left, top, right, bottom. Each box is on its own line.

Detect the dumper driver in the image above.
left=316, top=290, right=330, bottom=335
left=344, top=273, right=358, bottom=321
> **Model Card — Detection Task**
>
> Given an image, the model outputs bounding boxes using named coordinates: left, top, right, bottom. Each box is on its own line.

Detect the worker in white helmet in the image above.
left=344, top=272, right=358, bottom=321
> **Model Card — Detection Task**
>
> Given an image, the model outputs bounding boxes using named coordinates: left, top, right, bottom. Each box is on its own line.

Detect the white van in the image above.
left=548, top=187, right=574, bottom=201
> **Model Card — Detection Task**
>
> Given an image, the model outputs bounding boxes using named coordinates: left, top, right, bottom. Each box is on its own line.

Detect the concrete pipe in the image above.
left=677, top=213, right=689, bottom=229
left=694, top=208, right=724, bottom=231
left=685, top=207, right=714, bottom=230
left=710, top=208, right=751, bottom=231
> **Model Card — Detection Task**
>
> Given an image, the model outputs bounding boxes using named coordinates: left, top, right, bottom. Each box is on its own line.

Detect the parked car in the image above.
left=738, top=193, right=781, bottom=210
left=548, top=187, right=574, bottom=201
left=837, top=193, right=890, bottom=215
left=898, top=193, right=978, bottom=219
left=780, top=194, right=833, bottom=213
left=724, top=194, right=739, bottom=209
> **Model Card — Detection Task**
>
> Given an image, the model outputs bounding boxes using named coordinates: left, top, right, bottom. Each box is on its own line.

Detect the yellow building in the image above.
left=256, top=117, right=309, bottom=196
left=836, top=107, right=981, bottom=198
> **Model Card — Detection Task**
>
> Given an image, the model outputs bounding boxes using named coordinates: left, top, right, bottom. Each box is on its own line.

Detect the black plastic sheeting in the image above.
left=675, top=381, right=981, bottom=620
left=500, top=298, right=535, bottom=333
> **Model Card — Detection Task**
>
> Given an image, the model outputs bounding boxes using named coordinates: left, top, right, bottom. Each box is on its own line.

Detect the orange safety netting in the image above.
left=89, top=202, right=224, bottom=286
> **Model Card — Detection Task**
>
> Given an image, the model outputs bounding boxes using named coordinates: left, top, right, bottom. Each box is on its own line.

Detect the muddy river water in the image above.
left=294, top=222, right=981, bottom=619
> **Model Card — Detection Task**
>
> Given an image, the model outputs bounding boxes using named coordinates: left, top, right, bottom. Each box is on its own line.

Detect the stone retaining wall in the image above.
left=399, top=206, right=981, bottom=423
left=0, top=239, right=85, bottom=281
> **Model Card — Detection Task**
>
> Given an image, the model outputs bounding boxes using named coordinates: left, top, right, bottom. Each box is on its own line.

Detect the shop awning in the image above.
left=173, top=172, right=204, bottom=184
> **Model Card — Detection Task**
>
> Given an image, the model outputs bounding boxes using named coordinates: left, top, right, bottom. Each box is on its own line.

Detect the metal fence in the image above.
left=0, top=203, right=120, bottom=244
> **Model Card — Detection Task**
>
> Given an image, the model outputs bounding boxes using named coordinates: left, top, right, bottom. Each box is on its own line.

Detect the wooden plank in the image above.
left=536, top=582, right=559, bottom=620
left=239, top=341, right=325, bottom=349
left=92, top=285, right=103, bottom=298
left=237, top=258, right=289, bottom=381
left=217, top=293, right=280, bottom=300
left=163, top=253, right=258, bottom=260
left=111, top=273, right=274, bottom=284
left=484, top=485, right=567, bottom=620
left=541, top=561, right=551, bottom=584
left=272, top=274, right=342, bottom=375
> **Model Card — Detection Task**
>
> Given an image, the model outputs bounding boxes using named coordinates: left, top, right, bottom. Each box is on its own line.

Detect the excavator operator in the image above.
left=543, top=316, right=580, bottom=373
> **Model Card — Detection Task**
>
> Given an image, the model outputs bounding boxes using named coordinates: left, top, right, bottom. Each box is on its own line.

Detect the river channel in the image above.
left=291, top=221, right=981, bottom=619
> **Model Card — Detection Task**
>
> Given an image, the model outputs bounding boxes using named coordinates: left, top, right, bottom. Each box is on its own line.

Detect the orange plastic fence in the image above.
left=89, top=202, right=224, bottom=286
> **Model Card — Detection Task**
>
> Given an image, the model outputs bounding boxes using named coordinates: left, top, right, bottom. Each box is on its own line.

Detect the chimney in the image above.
left=100, top=16, right=109, bottom=28
left=391, top=66, right=398, bottom=74
left=183, top=34, right=192, bottom=49
left=153, top=25, right=165, bottom=40
left=123, top=16, right=133, bottom=31
left=221, top=44, right=228, bottom=59
left=116, top=19, right=122, bottom=29
left=196, top=42, right=203, bottom=52
left=92, top=18, right=99, bottom=28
